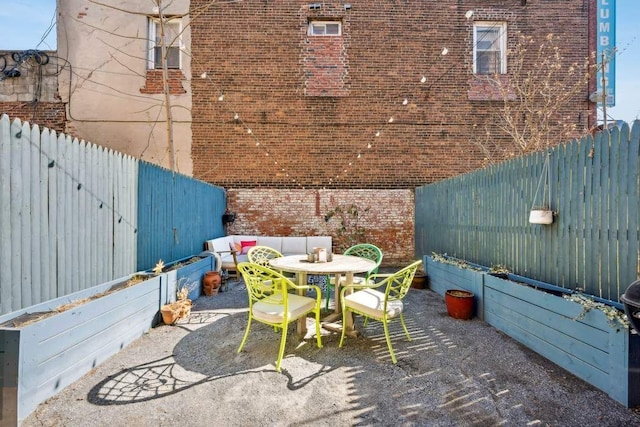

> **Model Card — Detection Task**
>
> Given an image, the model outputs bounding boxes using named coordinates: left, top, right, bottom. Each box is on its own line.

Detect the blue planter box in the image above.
left=159, top=255, right=216, bottom=304
left=0, top=273, right=162, bottom=424
left=484, top=273, right=639, bottom=408
left=422, top=254, right=640, bottom=408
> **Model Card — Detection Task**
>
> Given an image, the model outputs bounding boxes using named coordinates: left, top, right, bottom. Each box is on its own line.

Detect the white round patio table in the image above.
left=269, top=254, right=376, bottom=337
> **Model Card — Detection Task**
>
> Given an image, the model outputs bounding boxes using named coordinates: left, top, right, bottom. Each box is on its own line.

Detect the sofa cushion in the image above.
left=208, top=236, right=234, bottom=253
left=281, top=237, right=307, bottom=255
left=257, top=236, right=283, bottom=253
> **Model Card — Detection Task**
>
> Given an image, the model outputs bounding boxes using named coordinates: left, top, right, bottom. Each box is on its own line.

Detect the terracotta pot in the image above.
left=161, top=303, right=181, bottom=325
left=444, top=290, right=474, bottom=320
left=411, top=273, right=427, bottom=289
left=203, top=271, right=222, bottom=296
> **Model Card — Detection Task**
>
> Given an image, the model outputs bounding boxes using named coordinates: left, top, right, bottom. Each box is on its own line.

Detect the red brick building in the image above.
left=190, top=0, right=595, bottom=190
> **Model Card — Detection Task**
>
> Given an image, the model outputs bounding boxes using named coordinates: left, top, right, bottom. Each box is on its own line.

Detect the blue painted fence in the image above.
left=137, top=162, right=226, bottom=271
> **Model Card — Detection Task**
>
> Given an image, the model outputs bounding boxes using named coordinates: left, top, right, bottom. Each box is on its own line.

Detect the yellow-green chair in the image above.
left=237, top=262, right=323, bottom=372
left=325, top=243, right=383, bottom=310
left=247, top=245, right=283, bottom=267
left=339, top=260, right=422, bottom=364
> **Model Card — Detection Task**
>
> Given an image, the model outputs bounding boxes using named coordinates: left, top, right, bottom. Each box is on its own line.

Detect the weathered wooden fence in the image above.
left=0, top=115, right=226, bottom=315
left=416, top=120, right=640, bottom=304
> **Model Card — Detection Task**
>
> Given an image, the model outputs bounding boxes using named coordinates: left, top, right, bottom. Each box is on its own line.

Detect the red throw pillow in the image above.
left=240, top=240, right=257, bottom=254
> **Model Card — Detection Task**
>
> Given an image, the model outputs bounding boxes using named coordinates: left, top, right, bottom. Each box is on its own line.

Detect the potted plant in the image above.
left=411, top=267, right=427, bottom=289
left=444, top=289, right=474, bottom=320
left=529, top=153, right=555, bottom=224
left=160, top=282, right=193, bottom=325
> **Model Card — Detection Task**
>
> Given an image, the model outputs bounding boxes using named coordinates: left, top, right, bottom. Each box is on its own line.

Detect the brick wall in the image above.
left=140, top=69, right=187, bottom=95
left=0, top=50, right=66, bottom=132
left=0, top=102, right=66, bottom=133
left=189, top=0, right=594, bottom=190
left=225, top=188, right=415, bottom=267
left=189, top=1, right=592, bottom=261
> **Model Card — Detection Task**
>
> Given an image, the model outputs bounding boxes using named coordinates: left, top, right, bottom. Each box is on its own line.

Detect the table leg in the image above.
left=342, top=272, right=356, bottom=335
left=321, top=273, right=343, bottom=323
left=321, top=272, right=358, bottom=337
left=296, top=272, right=308, bottom=337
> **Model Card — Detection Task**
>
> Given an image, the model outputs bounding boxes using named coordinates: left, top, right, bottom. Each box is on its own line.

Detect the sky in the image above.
left=0, top=0, right=638, bottom=125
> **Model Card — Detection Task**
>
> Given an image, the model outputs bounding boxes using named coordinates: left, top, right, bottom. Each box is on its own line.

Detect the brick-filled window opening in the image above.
left=148, top=18, right=182, bottom=69
left=308, top=21, right=341, bottom=36
left=473, top=22, right=507, bottom=74
left=304, top=19, right=347, bottom=96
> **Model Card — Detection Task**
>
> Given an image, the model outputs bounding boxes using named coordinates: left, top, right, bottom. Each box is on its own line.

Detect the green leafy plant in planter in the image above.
left=324, top=203, right=370, bottom=253
left=564, top=292, right=629, bottom=331
left=430, top=252, right=483, bottom=272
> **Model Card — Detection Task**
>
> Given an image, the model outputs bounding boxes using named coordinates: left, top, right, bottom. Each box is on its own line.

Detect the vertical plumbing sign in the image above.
left=597, top=0, right=616, bottom=106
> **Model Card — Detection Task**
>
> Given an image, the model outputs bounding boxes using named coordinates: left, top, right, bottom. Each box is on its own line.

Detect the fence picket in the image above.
left=10, top=119, right=23, bottom=307
left=0, top=116, right=12, bottom=313
left=30, top=124, right=42, bottom=303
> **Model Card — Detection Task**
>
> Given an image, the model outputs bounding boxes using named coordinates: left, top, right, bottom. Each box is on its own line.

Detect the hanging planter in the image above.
left=529, top=153, right=556, bottom=225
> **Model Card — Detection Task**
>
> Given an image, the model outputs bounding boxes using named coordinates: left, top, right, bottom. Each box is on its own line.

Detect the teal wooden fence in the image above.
left=416, top=120, right=640, bottom=303
left=137, top=162, right=226, bottom=271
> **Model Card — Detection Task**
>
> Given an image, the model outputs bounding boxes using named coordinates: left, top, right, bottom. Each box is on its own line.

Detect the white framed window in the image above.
left=308, top=21, right=342, bottom=36
left=148, top=18, right=182, bottom=69
left=473, top=22, right=507, bottom=74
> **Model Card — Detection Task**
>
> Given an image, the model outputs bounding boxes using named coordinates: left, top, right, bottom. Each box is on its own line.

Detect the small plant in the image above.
left=430, top=252, right=483, bottom=272
left=489, top=264, right=510, bottom=275
left=563, top=292, right=629, bottom=331
left=153, top=260, right=165, bottom=275
left=177, top=285, right=189, bottom=301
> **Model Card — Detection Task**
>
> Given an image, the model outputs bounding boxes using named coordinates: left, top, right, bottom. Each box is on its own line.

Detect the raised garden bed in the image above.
left=0, top=253, right=216, bottom=424
left=423, top=254, right=640, bottom=408
left=0, top=273, right=162, bottom=424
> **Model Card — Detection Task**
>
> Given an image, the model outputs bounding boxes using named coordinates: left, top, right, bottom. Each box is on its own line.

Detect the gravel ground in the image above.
left=23, top=275, right=640, bottom=426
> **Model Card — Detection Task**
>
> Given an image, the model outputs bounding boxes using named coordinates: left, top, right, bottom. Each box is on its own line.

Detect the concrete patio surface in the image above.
left=22, top=276, right=640, bottom=426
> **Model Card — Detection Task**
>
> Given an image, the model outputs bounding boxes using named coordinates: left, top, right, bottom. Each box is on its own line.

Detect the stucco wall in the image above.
left=57, top=0, right=193, bottom=174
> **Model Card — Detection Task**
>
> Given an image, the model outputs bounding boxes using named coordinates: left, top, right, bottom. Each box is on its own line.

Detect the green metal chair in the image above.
left=236, top=262, right=323, bottom=372
left=325, top=243, right=383, bottom=310
left=339, top=260, right=421, bottom=364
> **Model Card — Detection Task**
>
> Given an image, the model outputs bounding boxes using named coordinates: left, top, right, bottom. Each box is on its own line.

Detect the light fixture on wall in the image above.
left=222, top=211, right=236, bottom=226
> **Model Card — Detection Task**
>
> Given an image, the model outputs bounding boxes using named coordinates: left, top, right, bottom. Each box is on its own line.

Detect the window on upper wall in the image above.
left=148, top=18, right=181, bottom=69
left=308, top=21, right=342, bottom=36
left=473, top=22, right=507, bottom=74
